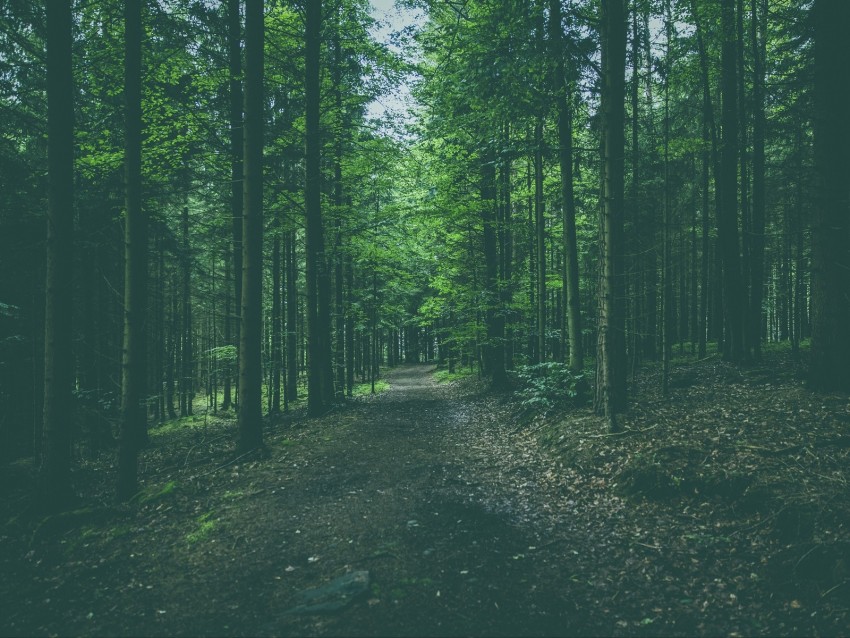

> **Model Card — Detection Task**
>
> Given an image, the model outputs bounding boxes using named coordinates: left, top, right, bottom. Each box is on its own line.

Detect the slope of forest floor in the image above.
left=1, top=350, right=849, bottom=637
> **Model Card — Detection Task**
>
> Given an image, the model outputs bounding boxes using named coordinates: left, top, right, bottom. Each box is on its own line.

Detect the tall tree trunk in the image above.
left=810, top=0, right=850, bottom=390
left=345, top=246, right=355, bottom=396
left=166, top=289, right=177, bottom=419
left=640, top=6, right=657, bottom=361
left=156, top=229, right=165, bottom=422
left=181, top=206, right=193, bottom=417
left=534, top=119, right=546, bottom=363
left=691, top=0, right=724, bottom=352
left=719, top=0, right=745, bottom=362
left=41, top=0, right=74, bottom=512
left=222, top=245, right=232, bottom=409
left=737, top=0, right=751, bottom=356
left=551, top=0, right=583, bottom=374
left=481, top=159, right=507, bottom=388
left=306, top=0, right=333, bottom=415
left=271, top=208, right=282, bottom=414
left=661, top=0, right=673, bottom=395
left=224, top=0, right=243, bottom=412
left=237, top=0, right=264, bottom=452
left=332, top=28, right=346, bottom=400
left=118, top=0, right=147, bottom=501
left=748, top=0, right=766, bottom=360
left=628, top=0, right=641, bottom=375
left=285, top=229, right=298, bottom=399
left=698, top=91, right=711, bottom=359
left=595, top=0, right=628, bottom=426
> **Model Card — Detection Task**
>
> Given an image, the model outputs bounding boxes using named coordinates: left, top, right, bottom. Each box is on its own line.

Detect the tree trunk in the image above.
left=551, top=0, right=583, bottom=374
left=736, top=0, right=751, bottom=357
left=306, top=0, right=333, bottom=414
left=628, top=0, right=641, bottom=375
left=595, top=0, right=628, bottom=426
left=718, top=0, right=746, bottom=362
left=237, top=0, right=264, bottom=452
left=810, top=0, right=850, bottom=390
left=345, top=246, right=355, bottom=396
left=481, top=159, right=506, bottom=388
left=748, top=0, right=766, bottom=360
left=41, top=0, right=74, bottom=512
left=225, top=0, right=243, bottom=412
left=661, top=0, right=673, bottom=395
left=118, top=0, right=147, bottom=501
left=332, top=29, right=346, bottom=400
left=181, top=206, right=193, bottom=417
left=534, top=119, right=546, bottom=363
left=271, top=207, right=282, bottom=415
left=285, top=229, right=298, bottom=399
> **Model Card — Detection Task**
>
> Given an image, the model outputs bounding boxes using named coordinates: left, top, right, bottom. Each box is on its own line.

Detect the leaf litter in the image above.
left=0, top=351, right=848, bottom=636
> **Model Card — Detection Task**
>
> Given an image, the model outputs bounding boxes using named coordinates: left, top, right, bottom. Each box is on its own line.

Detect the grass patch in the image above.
left=352, top=379, right=390, bottom=396
left=135, top=480, right=178, bottom=505
left=186, top=511, right=217, bottom=543
left=149, top=414, right=207, bottom=438
left=433, top=368, right=475, bottom=384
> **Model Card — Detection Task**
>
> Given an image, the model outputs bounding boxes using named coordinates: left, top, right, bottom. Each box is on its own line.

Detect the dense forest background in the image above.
left=2, top=0, right=850, bottom=635
left=1, top=0, right=849, bottom=528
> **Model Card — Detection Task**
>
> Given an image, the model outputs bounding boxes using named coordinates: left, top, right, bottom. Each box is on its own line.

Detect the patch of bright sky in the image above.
left=365, top=0, right=424, bottom=138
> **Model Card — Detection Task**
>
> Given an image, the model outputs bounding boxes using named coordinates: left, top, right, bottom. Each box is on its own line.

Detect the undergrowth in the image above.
left=433, top=367, right=476, bottom=384
left=511, top=362, right=588, bottom=415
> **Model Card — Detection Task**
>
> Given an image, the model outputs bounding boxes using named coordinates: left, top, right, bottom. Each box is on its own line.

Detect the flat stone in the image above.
left=284, top=570, right=370, bottom=615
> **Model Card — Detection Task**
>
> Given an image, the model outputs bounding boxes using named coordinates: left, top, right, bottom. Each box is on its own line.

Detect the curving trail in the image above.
left=2, top=365, right=619, bottom=637
left=251, top=364, right=589, bottom=637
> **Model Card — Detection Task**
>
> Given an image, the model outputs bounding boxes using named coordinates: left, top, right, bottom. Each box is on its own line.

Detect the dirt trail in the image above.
left=5, top=364, right=597, bottom=638
left=6, top=357, right=848, bottom=637
left=251, top=364, right=586, bottom=637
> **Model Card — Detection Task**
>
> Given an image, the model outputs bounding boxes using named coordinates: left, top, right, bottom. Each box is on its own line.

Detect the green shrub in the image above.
left=512, top=362, right=587, bottom=414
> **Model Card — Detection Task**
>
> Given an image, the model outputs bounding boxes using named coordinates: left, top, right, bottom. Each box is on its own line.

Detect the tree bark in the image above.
left=223, top=0, right=243, bottom=412
left=748, top=0, right=766, bottom=360
left=180, top=206, right=193, bottom=417
left=306, top=0, right=333, bottom=414
left=285, top=228, right=298, bottom=399
left=237, top=0, right=264, bottom=452
left=550, top=0, right=583, bottom=374
left=271, top=207, right=282, bottom=415
left=41, top=0, right=74, bottom=512
left=810, top=0, right=850, bottom=390
left=661, top=0, right=673, bottom=395
left=118, top=0, right=147, bottom=501
left=534, top=119, right=546, bottom=363
left=718, top=0, right=746, bottom=362
left=595, top=0, right=628, bottom=425
left=481, top=159, right=507, bottom=388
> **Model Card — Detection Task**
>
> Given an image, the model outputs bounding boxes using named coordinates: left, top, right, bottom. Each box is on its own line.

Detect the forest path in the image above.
left=5, top=352, right=848, bottom=637
left=6, top=364, right=611, bottom=638
left=242, top=364, right=589, bottom=636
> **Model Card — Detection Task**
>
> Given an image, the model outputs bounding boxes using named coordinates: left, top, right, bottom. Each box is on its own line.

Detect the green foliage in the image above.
left=206, top=345, right=236, bottom=364
left=512, top=363, right=587, bottom=415
left=186, top=511, right=217, bottom=544
left=352, top=380, right=390, bottom=396
left=433, top=368, right=475, bottom=384
left=135, top=481, right=178, bottom=505
left=149, top=414, right=206, bottom=438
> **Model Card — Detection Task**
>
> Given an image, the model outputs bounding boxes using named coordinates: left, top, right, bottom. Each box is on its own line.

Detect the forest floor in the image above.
left=2, top=351, right=850, bottom=637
